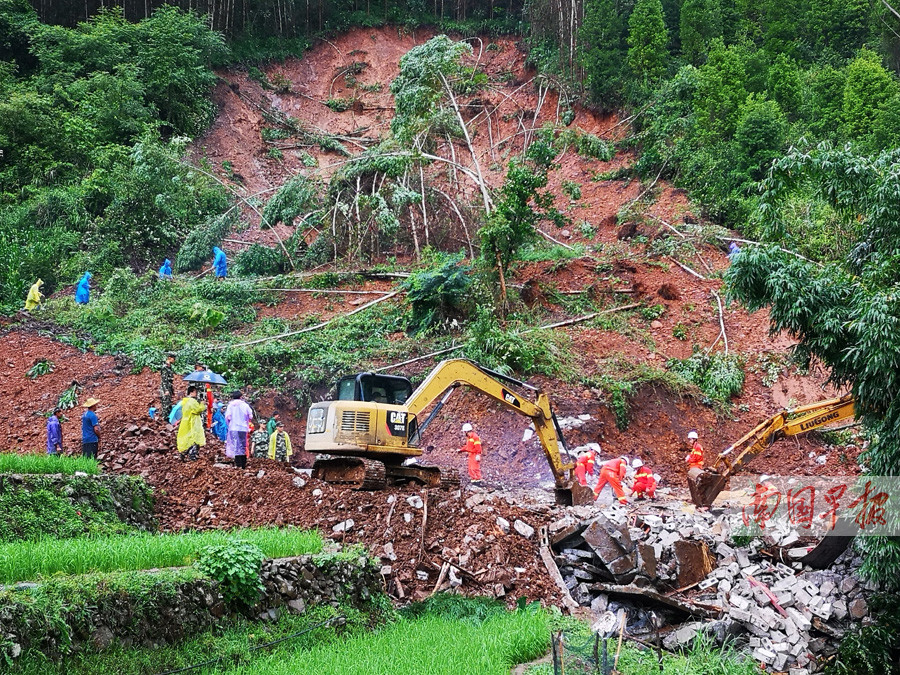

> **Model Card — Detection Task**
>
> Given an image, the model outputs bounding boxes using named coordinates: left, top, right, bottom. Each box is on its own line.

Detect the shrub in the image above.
left=462, top=309, right=573, bottom=378
left=175, top=211, right=237, bottom=273
left=667, top=350, right=745, bottom=403
left=196, top=540, right=265, bottom=607
left=402, top=251, right=472, bottom=334
left=234, top=244, right=288, bottom=276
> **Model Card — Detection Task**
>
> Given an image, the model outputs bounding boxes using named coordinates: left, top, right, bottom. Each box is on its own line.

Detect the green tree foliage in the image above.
left=626, top=0, right=669, bottom=85
left=766, top=54, right=802, bottom=118
left=732, top=96, right=787, bottom=181
left=0, top=4, right=229, bottom=310
left=803, top=65, right=846, bottom=139
left=679, top=0, right=722, bottom=65
left=693, top=39, right=749, bottom=141
left=402, top=251, right=473, bottom=334
left=390, top=35, right=471, bottom=146
left=578, top=0, right=634, bottom=107
left=478, top=134, right=564, bottom=300
left=808, top=0, right=872, bottom=61
left=842, top=49, right=900, bottom=149
left=760, top=0, right=809, bottom=61
left=726, top=143, right=900, bottom=588
left=263, top=174, right=324, bottom=228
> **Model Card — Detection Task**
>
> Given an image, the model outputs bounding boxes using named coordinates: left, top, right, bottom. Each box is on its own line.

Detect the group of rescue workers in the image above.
left=458, top=423, right=704, bottom=504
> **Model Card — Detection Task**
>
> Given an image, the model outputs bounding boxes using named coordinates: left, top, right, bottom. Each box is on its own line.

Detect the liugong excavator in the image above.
left=304, top=359, right=594, bottom=504
left=688, top=393, right=856, bottom=507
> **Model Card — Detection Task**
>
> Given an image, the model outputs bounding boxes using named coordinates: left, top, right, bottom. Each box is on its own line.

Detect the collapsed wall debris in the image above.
left=548, top=503, right=874, bottom=673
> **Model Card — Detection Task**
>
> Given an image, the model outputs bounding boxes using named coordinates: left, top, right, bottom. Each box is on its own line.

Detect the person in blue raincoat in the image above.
left=169, top=400, right=183, bottom=426
left=75, top=272, right=92, bottom=304
left=159, top=259, right=173, bottom=280
left=211, top=401, right=228, bottom=441
left=212, top=247, right=227, bottom=280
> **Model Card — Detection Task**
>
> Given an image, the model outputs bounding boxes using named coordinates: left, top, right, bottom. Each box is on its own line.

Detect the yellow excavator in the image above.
left=688, top=394, right=856, bottom=507
left=304, top=358, right=594, bottom=504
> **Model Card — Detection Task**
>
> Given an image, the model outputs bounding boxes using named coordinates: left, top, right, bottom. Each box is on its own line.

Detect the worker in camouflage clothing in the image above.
left=250, top=421, right=269, bottom=458
left=159, top=353, right=176, bottom=419
left=268, top=420, right=293, bottom=462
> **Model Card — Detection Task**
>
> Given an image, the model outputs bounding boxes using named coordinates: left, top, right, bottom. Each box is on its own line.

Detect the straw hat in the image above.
left=82, top=398, right=100, bottom=408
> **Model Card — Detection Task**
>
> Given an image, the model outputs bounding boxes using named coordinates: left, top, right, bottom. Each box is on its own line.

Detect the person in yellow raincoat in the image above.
left=25, top=279, right=44, bottom=311
left=268, top=420, right=293, bottom=462
left=176, top=385, right=206, bottom=461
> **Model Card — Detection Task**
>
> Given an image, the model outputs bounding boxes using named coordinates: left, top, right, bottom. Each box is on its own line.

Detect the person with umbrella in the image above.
left=185, top=366, right=225, bottom=429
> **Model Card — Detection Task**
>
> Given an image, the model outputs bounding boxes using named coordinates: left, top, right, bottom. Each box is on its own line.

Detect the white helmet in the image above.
left=687, top=430, right=699, bottom=440
left=461, top=423, right=473, bottom=433
left=632, top=458, right=643, bottom=468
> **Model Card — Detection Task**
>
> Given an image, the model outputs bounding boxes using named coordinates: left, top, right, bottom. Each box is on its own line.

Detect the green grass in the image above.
left=9, top=595, right=544, bottom=675
left=0, top=527, right=323, bottom=583
left=229, top=611, right=550, bottom=675
left=0, top=453, right=100, bottom=475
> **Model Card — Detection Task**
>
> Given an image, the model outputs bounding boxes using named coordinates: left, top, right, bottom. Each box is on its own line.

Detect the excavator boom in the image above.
left=405, top=359, right=574, bottom=485
left=689, top=394, right=855, bottom=507
left=305, top=358, right=590, bottom=503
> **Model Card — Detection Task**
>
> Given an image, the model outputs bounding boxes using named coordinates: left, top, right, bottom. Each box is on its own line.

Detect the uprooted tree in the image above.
left=725, top=141, right=900, bottom=589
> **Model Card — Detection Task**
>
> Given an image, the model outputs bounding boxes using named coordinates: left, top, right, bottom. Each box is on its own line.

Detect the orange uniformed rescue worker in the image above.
left=574, top=448, right=597, bottom=486
left=459, top=423, right=482, bottom=484
left=594, top=456, right=628, bottom=504
left=685, top=430, right=703, bottom=470
left=631, top=458, right=657, bottom=499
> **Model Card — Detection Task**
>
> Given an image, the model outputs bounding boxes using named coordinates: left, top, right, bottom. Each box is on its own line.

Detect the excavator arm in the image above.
left=404, top=359, right=575, bottom=488
left=689, top=394, right=855, bottom=507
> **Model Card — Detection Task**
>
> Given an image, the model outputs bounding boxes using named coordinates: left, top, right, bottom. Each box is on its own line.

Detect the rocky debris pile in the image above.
left=697, top=546, right=869, bottom=672
left=521, top=414, right=592, bottom=443
left=550, top=504, right=874, bottom=673
left=97, top=419, right=176, bottom=473
left=133, top=453, right=561, bottom=606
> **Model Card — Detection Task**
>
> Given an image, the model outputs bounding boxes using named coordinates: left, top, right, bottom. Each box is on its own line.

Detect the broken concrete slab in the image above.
left=514, top=519, right=535, bottom=539
left=582, top=515, right=635, bottom=565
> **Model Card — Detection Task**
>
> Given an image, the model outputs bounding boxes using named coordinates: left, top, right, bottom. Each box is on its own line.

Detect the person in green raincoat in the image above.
left=25, top=279, right=44, bottom=311
left=176, top=385, right=206, bottom=461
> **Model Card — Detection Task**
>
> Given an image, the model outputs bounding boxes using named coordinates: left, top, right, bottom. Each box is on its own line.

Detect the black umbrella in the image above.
left=183, top=369, right=228, bottom=386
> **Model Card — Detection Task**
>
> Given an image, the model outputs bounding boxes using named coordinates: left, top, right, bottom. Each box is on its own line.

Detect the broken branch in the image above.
left=223, top=291, right=399, bottom=349
left=668, top=256, right=707, bottom=280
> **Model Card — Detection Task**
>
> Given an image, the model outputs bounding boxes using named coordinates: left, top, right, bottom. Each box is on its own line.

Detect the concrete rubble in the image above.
left=549, top=502, right=874, bottom=673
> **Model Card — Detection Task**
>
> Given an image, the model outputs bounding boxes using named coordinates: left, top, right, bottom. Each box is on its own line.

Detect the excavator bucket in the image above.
left=555, top=481, right=596, bottom=506
left=687, top=468, right=729, bottom=508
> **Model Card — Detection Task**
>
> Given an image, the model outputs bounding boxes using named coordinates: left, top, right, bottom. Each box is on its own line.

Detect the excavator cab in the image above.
left=336, top=373, right=412, bottom=405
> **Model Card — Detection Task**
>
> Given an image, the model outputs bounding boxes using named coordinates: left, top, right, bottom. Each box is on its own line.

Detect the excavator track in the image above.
left=312, top=457, right=388, bottom=490
left=438, top=467, right=461, bottom=490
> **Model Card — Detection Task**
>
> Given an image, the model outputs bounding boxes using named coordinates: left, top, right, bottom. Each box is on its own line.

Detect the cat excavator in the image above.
left=304, top=358, right=595, bottom=504
left=688, top=393, right=856, bottom=507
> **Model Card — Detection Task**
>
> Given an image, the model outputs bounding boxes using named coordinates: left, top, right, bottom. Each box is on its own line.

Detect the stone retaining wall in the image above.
left=0, top=472, right=156, bottom=532
left=0, top=551, right=381, bottom=663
